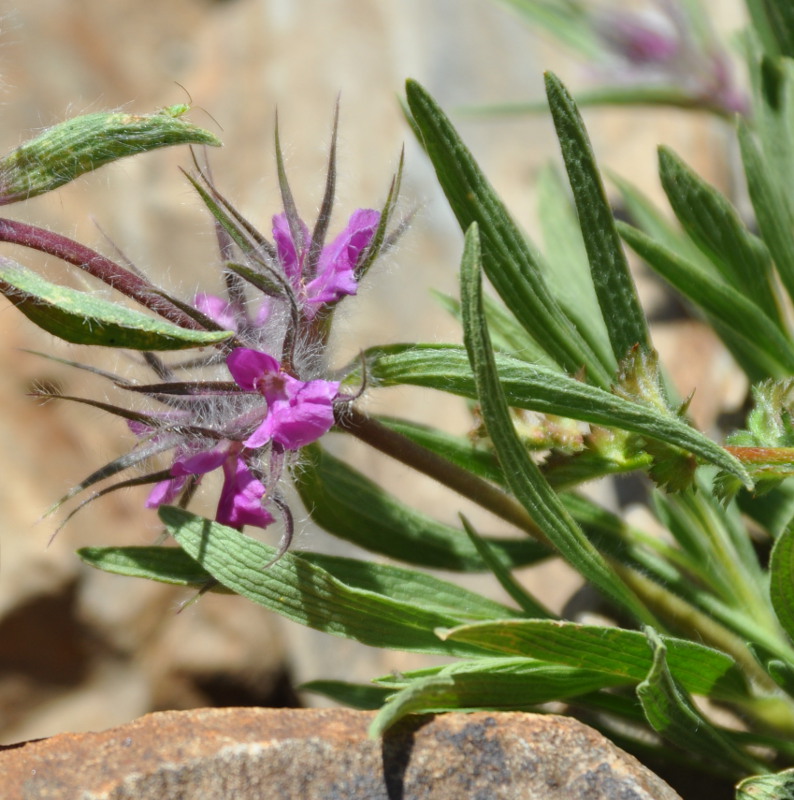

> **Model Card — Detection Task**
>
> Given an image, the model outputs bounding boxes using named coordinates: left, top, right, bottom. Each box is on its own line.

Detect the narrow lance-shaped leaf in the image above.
left=294, top=443, right=547, bottom=572
left=658, top=145, right=783, bottom=327
left=618, top=221, right=794, bottom=379
left=459, top=514, right=554, bottom=618
left=745, top=0, right=788, bottom=58
left=442, top=618, right=750, bottom=701
left=536, top=164, right=612, bottom=369
left=0, top=218, right=209, bottom=332
left=752, top=0, right=794, bottom=59
left=79, top=542, right=518, bottom=623
left=161, top=506, right=497, bottom=658
left=738, top=118, right=794, bottom=304
left=0, top=257, right=233, bottom=350
left=78, top=545, right=231, bottom=592
left=370, top=657, right=623, bottom=736
left=461, top=86, right=739, bottom=119
left=296, top=551, right=519, bottom=621
left=460, top=223, right=651, bottom=621
left=545, top=72, right=649, bottom=362
left=0, top=107, right=221, bottom=204
left=770, top=520, right=794, bottom=642
left=405, top=78, right=612, bottom=386
left=357, top=343, right=752, bottom=487
left=636, top=628, right=768, bottom=775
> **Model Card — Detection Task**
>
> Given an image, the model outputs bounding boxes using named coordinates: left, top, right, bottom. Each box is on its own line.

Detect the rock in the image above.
left=0, top=708, right=681, bottom=800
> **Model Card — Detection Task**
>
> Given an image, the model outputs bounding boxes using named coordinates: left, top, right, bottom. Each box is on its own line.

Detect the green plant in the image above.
left=5, top=2, right=794, bottom=796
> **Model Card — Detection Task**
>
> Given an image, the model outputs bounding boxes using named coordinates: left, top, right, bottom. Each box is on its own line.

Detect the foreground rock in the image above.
left=1, top=708, right=680, bottom=799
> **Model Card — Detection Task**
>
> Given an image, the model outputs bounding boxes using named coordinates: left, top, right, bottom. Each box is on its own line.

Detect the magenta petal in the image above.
left=226, top=348, right=280, bottom=390
left=173, top=448, right=229, bottom=477
left=216, top=457, right=274, bottom=529
left=127, top=419, right=152, bottom=437
left=272, top=213, right=310, bottom=281
left=194, top=293, right=239, bottom=332
left=306, top=209, right=379, bottom=312
left=247, top=379, right=340, bottom=450
left=145, top=476, right=186, bottom=508
left=241, top=418, right=275, bottom=449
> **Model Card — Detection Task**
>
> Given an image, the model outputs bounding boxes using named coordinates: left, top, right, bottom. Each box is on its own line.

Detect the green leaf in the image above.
left=442, top=619, right=750, bottom=701
left=370, top=656, right=623, bottom=736
left=618, top=222, right=794, bottom=378
left=610, top=172, right=716, bottom=270
left=374, top=415, right=506, bottom=486
left=161, top=506, right=496, bottom=658
left=737, top=767, right=794, bottom=799
left=770, top=520, right=794, bottom=642
left=750, top=54, right=794, bottom=197
left=405, top=78, right=612, bottom=386
left=359, top=343, right=752, bottom=487
left=460, top=223, right=650, bottom=621
left=494, top=0, right=599, bottom=58
left=545, top=72, right=649, bottom=362
left=78, top=544, right=227, bottom=589
left=0, top=258, right=232, bottom=349
left=658, top=146, right=783, bottom=327
left=536, top=164, right=613, bottom=369
left=433, top=289, right=556, bottom=367
left=296, top=551, right=520, bottom=622
left=636, top=628, right=767, bottom=775
left=299, top=680, right=392, bottom=710
left=80, top=541, right=517, bottom=623
left=461, top=85, right=738, bottom=118
left=738, top=118, right=794, bottom=304
left=746, top=1, right=788, bottom=59
left=459, top=515, right=554, bottom=618
left=0, top=107, right=221, bottom=204
left=751, top=0, right=794, bottom=59
left=294, top=443, right=547, bottom=571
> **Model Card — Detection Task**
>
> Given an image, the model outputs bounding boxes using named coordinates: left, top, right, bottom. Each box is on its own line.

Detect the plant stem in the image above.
left=0, top=217, right=203, bottom=331
left=336, top=406, right=551, bottom=547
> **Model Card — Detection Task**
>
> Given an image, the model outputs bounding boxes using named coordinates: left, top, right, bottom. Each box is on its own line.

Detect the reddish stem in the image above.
left=0, top=217, right=204, bottom=331
left=724, top=446, right=794, bottom=465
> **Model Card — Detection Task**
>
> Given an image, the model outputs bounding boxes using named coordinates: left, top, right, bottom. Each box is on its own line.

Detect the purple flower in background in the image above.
left=227, top=347, right=340, bottom=449
left=595, top=8, right=679, bottom=67
left=146, top=442, right=274, bottom=530
left=590, top=0, right=748, bottom=116
left=273, top=208, right=380, bottom=318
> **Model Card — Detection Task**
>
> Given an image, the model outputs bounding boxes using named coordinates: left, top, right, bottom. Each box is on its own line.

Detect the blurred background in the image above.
left=0, top=0, right=746, bottom=742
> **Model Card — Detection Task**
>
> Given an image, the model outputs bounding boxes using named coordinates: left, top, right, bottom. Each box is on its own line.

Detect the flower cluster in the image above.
left=37, top=116, right=399, bottom=554
left=128, top=197, right=385, bottom=542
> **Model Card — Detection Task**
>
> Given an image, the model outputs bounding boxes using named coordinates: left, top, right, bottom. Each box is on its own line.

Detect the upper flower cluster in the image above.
left=39, top=111, right=400, bottom=552
left=273, top=208, right=380, bottom=319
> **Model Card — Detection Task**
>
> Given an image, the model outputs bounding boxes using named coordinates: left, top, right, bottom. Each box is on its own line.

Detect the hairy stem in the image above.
left=0, top=218, right=203, bottom=331
left=337, top=406, right=549, bottom=546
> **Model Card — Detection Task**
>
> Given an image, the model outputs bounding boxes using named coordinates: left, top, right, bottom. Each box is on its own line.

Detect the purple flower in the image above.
left=146, top=442, right=274, bottom=529
left=597, top=12, right=679, bottom=67
left=273, top=208, right=380, bottom=318
left=227, top=347, right=340, bottom=449
left=194, top=292, right=241, bottom=332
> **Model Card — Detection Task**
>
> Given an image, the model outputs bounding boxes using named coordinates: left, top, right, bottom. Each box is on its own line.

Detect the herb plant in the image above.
left=5, top=2, right=794, bottom=796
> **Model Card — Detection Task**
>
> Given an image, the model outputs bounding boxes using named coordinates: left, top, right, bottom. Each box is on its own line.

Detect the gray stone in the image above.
left=0, top=708, right=682, bottom=799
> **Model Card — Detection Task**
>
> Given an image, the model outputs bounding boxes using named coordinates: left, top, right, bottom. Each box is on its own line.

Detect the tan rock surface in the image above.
left=0, top=708, right=682, bottom=800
